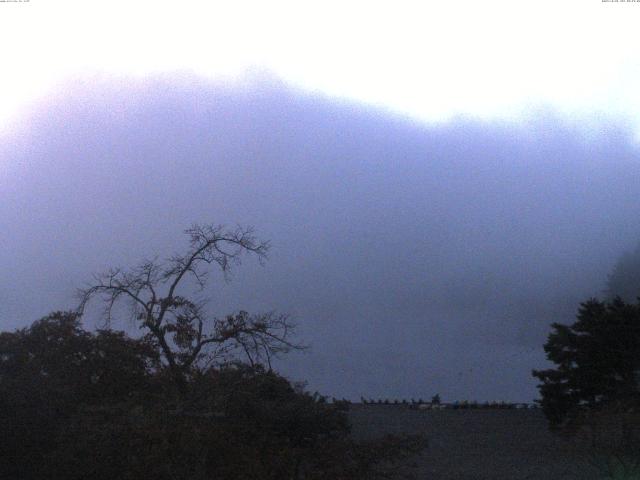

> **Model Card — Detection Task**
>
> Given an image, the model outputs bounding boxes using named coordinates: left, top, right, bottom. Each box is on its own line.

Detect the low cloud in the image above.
left=1, top=74, right=638, bottom=401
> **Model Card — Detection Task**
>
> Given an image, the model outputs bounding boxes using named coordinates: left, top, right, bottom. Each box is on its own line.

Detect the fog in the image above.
left=2, top=74, right=639, bottom=402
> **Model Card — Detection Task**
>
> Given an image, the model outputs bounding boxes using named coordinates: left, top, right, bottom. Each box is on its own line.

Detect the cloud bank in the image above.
left=2, top=74, right=639, bottom=402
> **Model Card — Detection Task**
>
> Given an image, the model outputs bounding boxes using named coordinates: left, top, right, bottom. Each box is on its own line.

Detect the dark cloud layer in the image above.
left=2, top=75, right=639, bottom=402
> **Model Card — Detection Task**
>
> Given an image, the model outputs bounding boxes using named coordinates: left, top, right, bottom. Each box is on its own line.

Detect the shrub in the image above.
left=0, top=313, right=426, bottom=479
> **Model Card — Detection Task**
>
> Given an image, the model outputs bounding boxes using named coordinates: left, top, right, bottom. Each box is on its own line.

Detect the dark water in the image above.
left=348, top=405, right=605, bottom=480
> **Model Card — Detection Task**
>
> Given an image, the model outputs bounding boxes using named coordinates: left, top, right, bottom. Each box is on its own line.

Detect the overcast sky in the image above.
left=2, top=1, right=640, bottom=130
left=2, top=2, right=640, bottom=402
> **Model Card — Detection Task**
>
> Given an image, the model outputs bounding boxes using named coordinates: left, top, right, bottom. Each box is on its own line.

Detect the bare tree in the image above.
left=77, top=224, right=303, bottom=391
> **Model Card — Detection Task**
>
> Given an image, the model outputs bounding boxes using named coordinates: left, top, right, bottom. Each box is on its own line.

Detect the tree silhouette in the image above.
left=77, top=224, right=302, bottom=392
left=532, top=297, right=640, bottom=431
left=0, top=311, right=157, bottom=479
left=1, top=225, right=428, bottom=479
left=0, top=313, right=425, bottom=480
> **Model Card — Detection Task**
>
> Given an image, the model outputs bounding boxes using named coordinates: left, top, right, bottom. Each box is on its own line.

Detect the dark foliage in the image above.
left=76, top=224, right=303, bottom=393
left=0, top=311, right=159, bottom=479
left=532, top=297, right=640, bottom=432
left=0, top=313, right=425, bottom=479
left=1, top=225, right=425, bottom=478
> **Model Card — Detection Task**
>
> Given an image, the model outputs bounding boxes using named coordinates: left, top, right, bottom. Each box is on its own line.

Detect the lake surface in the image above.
left=348, top=405, right=606, bottom=480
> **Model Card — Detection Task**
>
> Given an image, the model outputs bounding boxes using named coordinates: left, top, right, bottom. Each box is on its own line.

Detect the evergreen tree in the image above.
left=532, top=297, right=640, bottom=430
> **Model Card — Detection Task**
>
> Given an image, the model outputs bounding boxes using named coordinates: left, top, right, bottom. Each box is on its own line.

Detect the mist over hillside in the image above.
left=2, top=74, right=639, bottom=402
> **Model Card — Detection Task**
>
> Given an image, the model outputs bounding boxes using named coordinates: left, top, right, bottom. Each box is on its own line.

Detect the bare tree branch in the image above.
left=76, top=224, right=302, bottom=392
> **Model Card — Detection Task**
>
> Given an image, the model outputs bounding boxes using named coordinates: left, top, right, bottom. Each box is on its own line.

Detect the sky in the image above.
left=2, top=1, right=640, bottom=130
left=2, top=1, right=640, bottom=402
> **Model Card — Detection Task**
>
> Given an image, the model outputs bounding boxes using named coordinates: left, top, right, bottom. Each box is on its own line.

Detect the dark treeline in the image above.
left=2, top=226, right=640, bottom=478
left=0, top=225, right=425, bottom=479
left=0, top=311, right=424, bottom=480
